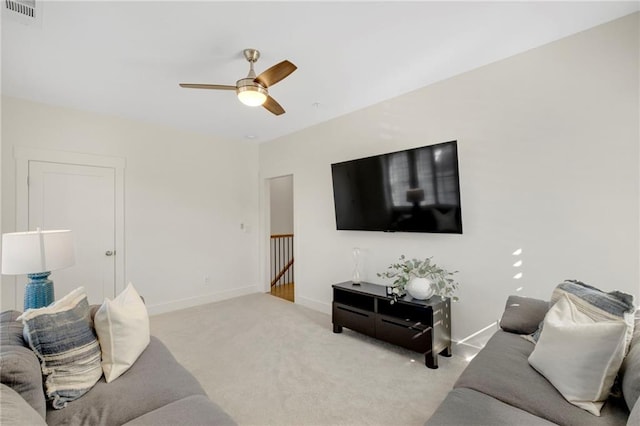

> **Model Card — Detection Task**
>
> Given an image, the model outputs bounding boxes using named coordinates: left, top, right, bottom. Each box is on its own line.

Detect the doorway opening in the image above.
left=268, top=175, right=294, bottom=302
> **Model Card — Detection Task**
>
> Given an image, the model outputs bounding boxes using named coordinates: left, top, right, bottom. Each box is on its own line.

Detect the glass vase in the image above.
left=352, top=247, right=361, bottom=284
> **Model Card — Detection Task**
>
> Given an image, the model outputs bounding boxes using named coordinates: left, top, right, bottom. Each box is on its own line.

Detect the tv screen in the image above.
left=331, top=141, right=462, bottom=233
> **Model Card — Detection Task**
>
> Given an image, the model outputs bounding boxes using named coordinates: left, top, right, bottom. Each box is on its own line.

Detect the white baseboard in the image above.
left=296, top=295, right=331, bottom=315
left=147, top=285, right=260, bottom=316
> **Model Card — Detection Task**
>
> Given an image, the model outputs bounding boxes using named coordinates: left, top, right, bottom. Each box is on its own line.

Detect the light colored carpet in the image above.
left=150, top=293, right=469, bottom=426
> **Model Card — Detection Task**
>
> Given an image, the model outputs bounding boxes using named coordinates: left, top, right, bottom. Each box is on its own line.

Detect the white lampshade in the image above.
left=1, top=229, right=75, bottom=275
left=237, top=86, right=267, bottom=107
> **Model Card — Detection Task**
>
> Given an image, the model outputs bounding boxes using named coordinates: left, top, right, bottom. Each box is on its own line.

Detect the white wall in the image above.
left=269, top=175, right=294, bottom=235
left=1, top=97, right=260, bottom=313
left=0, top=95, right=3, bottom=296
left=259, top=14, right=640, bottom=341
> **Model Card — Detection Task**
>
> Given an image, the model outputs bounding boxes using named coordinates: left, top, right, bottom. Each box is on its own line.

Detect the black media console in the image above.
left=332, top=281, right=452, bottom=369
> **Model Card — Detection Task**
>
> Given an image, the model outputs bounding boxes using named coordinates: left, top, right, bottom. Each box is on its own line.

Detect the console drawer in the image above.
left=375, top=314, right=431, bottom=353
left=333, top=303, right=375, bottom=335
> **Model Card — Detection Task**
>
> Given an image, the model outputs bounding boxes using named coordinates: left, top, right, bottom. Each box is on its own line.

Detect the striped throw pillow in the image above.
left=551, top=280, right=636, bottom=352
left=18, top=287, right=103, bottom=409
left=527, top=280, right=636, bottom=352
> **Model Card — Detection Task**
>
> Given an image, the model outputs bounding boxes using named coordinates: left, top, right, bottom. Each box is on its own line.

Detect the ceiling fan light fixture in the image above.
left=180, top=49, right=296, bottom=115
left=237, top=79, right=267, bottom=107
left=238, top=88, right=267, bottom=107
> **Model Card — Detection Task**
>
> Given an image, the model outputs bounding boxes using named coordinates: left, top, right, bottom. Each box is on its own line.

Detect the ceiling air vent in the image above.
left=6, top=0, right=35, bottom=17
left=4, top=0, right=42, bottom=26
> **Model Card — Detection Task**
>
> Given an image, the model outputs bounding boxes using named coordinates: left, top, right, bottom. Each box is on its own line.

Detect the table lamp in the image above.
left=1, top=228, right=75, bottom=309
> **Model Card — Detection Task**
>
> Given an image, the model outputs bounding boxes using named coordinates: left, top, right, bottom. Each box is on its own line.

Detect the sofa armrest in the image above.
left=499, top=295, right=548, bottom=334
left=0, top=384, right=46, bottom=426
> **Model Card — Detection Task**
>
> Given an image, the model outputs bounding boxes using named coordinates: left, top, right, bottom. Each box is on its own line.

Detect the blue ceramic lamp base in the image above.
left=24, top=271, right=54, bottom=310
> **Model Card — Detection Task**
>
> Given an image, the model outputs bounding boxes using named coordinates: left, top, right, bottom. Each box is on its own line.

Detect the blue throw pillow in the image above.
left=18, top=287, right=102, bottom=409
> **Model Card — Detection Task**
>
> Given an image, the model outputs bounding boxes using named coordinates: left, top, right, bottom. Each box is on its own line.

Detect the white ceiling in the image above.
left=2, top=1, right=638, bottom=143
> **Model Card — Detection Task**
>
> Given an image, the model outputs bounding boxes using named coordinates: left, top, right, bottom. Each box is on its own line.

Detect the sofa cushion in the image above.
left=425, top=387, right=556, bottom=426
left=0, top=346, right=47, bottom=419
left=454, top=330, right=629, bottom=426
left=628, top=397, right=640, bottom=426
left=123, top=395, right=236, bottom=426
left=18, top=287, right=103, bottom=409
left=94, top=283, right=150, bottom=383
left=499, top=296, right=548, bottom=334
left=0, top=311, right=46, bottom=418
left=0, top=383, right=47, bottom=426
left=528, top=294, right=627, bottom=416
left=1, top=310, right=26, bottom=346
left=45, top=336, right=209, bottom=426
left=621, top=311, right=640, bottom=411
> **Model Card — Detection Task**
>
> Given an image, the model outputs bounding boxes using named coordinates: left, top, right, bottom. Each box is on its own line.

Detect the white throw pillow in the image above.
left=528, top=294, right=627, bottom=416
left=94, top=283, right=150, bottom=383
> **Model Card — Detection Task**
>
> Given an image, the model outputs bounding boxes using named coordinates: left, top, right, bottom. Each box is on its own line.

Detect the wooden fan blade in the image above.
left=179, top=83, right=236, bottom=90
left=263, top=96, right=285, bottom=116
left=255, top=60, right=297, bottom=88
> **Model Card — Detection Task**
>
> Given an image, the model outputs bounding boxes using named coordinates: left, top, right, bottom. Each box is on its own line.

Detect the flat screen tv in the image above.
left=331, top=140, right=462, bottom=233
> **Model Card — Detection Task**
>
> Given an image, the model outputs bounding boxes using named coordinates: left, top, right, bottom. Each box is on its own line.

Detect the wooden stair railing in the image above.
left=270, top=234, right=294, bottom=288
left=271, top=258, right=294, bottom=287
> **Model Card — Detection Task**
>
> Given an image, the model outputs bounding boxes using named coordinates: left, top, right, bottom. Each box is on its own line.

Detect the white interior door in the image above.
left=26, top=161, right=117, bottom=304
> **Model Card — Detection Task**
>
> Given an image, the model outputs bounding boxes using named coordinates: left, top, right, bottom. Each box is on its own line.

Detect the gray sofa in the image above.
left=0, top=310, right=236, bottom=425
left=427, top=296, right=640, bottom=426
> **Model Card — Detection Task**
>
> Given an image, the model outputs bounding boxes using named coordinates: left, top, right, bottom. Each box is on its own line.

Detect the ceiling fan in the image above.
left=179, top=48, right=297, bottom=116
